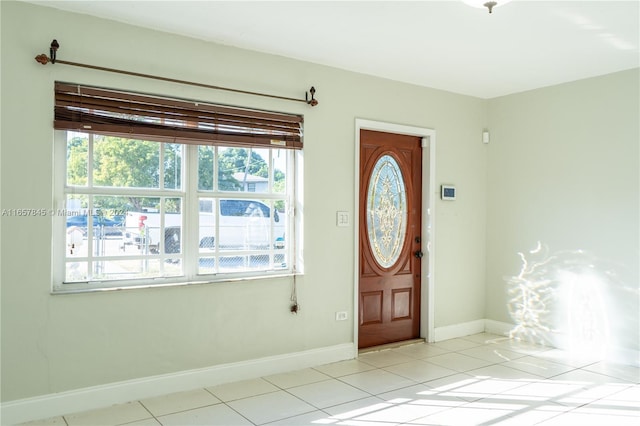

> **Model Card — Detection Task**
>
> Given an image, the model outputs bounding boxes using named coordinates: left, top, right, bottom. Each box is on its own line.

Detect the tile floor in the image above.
left=22, top=333, right=640, bottom=426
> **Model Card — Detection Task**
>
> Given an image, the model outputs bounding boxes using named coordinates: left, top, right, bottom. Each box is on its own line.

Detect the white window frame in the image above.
left=52, top=130, right=302, bottom=293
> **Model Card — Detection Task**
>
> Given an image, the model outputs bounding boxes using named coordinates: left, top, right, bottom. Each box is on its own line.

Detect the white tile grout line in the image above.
left=52, top=339, right=639, bottom=426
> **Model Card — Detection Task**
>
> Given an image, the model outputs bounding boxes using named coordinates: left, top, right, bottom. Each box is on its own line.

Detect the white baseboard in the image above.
left=433, top=319, right=516, bottom=342
left=1, top=343, right=355, bottom=425
left=484, top=319, right=515, bottom=337
left=433, top=319, right=486, bottom=341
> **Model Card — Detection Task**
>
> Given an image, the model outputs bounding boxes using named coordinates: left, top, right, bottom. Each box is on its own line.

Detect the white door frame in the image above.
left=354, top=119, right=436, bottom=355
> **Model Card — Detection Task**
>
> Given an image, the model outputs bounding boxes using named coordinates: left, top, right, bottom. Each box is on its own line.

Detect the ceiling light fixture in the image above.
left=463, top=0, right=513, bottom=14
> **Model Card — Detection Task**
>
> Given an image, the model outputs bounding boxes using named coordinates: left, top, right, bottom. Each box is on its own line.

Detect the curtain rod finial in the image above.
left=35, top=54, right=50, bottom=65
left=306, top=86, right=318, bottom=107
left=50, top=39, right=59, bottom=63
left=34, top=39, right=60, bottom=65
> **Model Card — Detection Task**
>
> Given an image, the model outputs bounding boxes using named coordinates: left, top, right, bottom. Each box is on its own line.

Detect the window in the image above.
left=53, top=83, right=302, bottom=292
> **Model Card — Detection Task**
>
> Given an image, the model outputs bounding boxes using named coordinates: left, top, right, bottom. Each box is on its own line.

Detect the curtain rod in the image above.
left=35, top=39, right=318, bottom=107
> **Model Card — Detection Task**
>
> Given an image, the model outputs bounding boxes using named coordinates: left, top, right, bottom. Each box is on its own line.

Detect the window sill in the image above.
left=51, top=272, right=302, bottom=295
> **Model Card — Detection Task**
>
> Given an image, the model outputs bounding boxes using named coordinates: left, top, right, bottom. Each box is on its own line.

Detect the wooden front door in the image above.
left=359, top=129, right=422, bottom=349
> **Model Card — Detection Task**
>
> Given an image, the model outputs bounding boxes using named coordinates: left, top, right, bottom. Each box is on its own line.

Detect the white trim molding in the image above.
left=1, top=343, right=354, bottom=425
left=354, top=119, right=437, bottom=352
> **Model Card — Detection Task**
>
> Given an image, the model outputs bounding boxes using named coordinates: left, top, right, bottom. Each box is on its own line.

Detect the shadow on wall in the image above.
left=505, top=241, right=639, bottom=366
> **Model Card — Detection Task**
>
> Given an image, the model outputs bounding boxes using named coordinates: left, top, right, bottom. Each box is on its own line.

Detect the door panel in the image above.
left=361, top=291, right=384, bottom=325
left=392, top=288, right=412, bottom=320
left=359, top=129, right=422, bottom=349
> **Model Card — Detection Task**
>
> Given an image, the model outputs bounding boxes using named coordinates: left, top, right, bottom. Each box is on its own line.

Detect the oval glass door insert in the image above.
left=366, top=154, right=407, bottom=268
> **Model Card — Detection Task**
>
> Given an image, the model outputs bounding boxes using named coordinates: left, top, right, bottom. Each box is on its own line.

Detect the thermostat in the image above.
left=441, top=185, right=456, bottom=200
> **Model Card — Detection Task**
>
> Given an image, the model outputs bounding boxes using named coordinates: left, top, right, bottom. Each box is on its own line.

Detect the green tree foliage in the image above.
left=217, top=148, right=285, bottom=202
left=92, top=136, right=161, bottom=211
left=219, top=147, right=268, bottom=178
left=67, top=136, right=88, bottom=185
left=198, top=146, right=241, bottom=191
left=93, top=136, right=159, bottom=188
left=164, top=143, right=182, bottom=190
left=67, top=137, right=286, bottom=212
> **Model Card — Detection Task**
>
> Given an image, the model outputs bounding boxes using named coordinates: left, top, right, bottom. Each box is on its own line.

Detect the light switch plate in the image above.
left=336, top=211, right=350, bottom=227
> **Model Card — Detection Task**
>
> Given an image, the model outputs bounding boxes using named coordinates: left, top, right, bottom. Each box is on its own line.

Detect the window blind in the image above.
left=54, top=82, right=303, bottom=149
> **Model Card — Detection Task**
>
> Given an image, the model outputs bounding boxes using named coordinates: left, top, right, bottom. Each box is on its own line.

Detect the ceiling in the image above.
left=23, top=0, right=640, bottom=98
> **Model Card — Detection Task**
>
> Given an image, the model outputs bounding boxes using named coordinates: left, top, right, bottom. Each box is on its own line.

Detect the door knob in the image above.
left=414, top=250, right=424, bottom=259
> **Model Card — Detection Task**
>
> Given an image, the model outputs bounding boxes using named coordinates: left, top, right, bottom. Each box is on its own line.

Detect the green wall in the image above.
left=486, top=69, right=640, bottom=363
left=1, top=1, right=487, bottom=402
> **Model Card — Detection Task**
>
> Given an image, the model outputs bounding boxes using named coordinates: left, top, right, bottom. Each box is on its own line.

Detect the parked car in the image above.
left=66, top=215, right=123, bottom=236
left=125, top=199, right=286, bottom=251
left=201, top=199, right=286, bottom=249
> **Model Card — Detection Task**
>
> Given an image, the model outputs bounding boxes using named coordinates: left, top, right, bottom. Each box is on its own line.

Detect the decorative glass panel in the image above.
left=366, top=155, right=407, bottom=268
